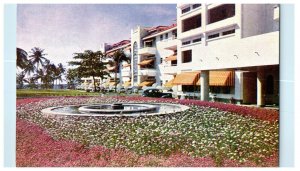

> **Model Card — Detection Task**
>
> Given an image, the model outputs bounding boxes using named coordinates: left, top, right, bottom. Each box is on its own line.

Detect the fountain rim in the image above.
left=41, top=102, right=190, bottom=117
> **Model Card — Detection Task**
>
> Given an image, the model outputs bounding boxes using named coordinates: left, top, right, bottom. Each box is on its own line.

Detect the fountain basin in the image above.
left=41, top=103, right=190, bottom=117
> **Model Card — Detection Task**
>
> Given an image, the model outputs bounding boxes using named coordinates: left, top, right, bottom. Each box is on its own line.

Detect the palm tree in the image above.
left=56, top=63, right=65, bottom=86
left=16, top=48, right=28, bottom=69
left=69, top=50, right=110, bottom=92
left=29, top=47, right=47, bottom=71
left=109, top=49, right=130, bottom=92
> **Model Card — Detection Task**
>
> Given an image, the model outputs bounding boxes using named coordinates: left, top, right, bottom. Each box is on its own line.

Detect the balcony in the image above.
left=121, top=70, right=131, bottom=77
left=205, top=17, right=237, bottom=33
left=161, top=65, right=178, bottom=75
left=138, top=68, right=157, bottom=77
left=138, top=47, right=156, bottom=56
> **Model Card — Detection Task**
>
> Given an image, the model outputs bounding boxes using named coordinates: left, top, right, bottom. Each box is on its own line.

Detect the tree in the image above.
left=16, top=48, right=29, bottom=69
left=29, top=47, right=47, bottom=71
left=16, top=72, right=26, bottom=89
left=107, top=49, right=130, bottom=92
left=56, top=63, right=65, bottom=86
left=66, top=68, right=80, bottom=89
left=69, top=50, right=110, bottom=92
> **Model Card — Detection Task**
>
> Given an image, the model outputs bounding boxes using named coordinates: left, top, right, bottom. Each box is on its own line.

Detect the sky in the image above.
left=17, top=4, right=176, bottom=69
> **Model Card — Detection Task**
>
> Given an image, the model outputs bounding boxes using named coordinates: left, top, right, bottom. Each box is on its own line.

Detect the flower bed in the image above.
left=16, top=97, right=279, bottom=167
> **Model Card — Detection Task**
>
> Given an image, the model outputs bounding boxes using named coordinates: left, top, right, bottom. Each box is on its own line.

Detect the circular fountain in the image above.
left=41, top=103, right=189, bottom=117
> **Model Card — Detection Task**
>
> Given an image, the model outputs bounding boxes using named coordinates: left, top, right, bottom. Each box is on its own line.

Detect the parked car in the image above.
left=141, top=88, right=172, bottom=98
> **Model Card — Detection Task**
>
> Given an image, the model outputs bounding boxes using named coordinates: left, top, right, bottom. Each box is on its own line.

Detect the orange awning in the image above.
left=173, top=71, right=200, bottom=85
left=196, top=71, right=235, bottom=86
left=107, top=66, right=116, bottom=71
left=106, top=51, right=115, bottom=57
left=122, top=81, right=131, bottom=87
left=138, top=59, right=154, bottom=66
left=164, top=54, right=177, bottom=61
left=123, top=63, right=131, bottom=68
left=109, top=82, right=117, bottom=86
left=164, top=78, right=175, bottom=88
left=138, top=81, right=154, bottom=87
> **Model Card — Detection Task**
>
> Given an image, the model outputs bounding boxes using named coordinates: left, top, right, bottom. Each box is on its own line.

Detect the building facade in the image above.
left=82, top=3, right=279, bottom=106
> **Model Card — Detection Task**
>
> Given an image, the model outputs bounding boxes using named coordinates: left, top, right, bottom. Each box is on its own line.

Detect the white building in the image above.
left=173, top=3, right=279, bottom=106
left=83, top=4, right=279, bottom=106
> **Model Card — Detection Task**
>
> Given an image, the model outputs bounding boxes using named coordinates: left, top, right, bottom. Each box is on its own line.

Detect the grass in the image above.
left=17, top=89, right=100, bottom=98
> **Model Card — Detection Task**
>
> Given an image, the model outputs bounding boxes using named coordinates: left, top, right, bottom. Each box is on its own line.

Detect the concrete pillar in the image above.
left=234, top=71, right=243, bottom=104
left=257, top=68, right=265, bottom=107
left=200, top=70, right=209, bottom=101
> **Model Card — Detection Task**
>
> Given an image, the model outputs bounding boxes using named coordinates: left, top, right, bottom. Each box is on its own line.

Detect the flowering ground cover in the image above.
left=16, top=96, right=279, bottom=167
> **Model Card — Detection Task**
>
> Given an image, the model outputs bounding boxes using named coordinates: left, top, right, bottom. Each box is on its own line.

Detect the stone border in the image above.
left=41, top=103, right=190, bottom=117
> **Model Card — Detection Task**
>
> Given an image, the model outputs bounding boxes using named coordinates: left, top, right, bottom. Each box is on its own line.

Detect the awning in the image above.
left=107, top=66, right=116, bottom=71
left=164, top=78, right=175, bottom=88
left=138, top=59, right=154, bottom=66
left=173, top=71, right=200, bottom=85
left=138, top=81, right=155, bottom=87
left=164, top=54, right=177, bottom=61
left=106, top=51, right=115, bottom=57
left=109, top=82, right=117, bottom=86
left=196, top=71, right=235, bottom=86
left=122, top=81, right=131, bottom=87
left=123, top=63, right=131, bottom=68
left=124, top=46, right=131, bottom=51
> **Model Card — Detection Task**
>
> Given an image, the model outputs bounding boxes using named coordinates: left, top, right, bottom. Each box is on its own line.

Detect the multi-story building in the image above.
left=82, top=4, right=279, bottom=106
left=131, top=24, right=178, bottom=88
left=173, top=3, right=279, bottom=106
left=103, top=40, right=131, bottom=89
left=81, top=40, right=131, bottom=90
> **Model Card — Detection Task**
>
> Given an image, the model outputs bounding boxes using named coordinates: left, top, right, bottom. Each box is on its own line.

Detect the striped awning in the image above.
left=173, top=71, right=200, bottom=85
left=138, top=81, right=154, bottom=87
left=122, top=81, right=131, bottom=87
left=138, top=59, right=154, bottom=66
left=196, top=71, right=235, bottom=86
left=164, top=54, right=177, bottom=61
left=164, top=78, right=175, bottom=88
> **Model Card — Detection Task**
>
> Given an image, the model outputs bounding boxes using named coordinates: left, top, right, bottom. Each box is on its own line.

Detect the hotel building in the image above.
left=83, top=3, right=279, bottom=106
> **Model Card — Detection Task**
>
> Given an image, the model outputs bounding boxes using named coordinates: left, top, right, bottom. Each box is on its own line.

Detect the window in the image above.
left=182, top=40, right=191, bottom=46
left=210, top=86, right=231, bottom=94
left=144, top=41, right=153, bottom=47
left=182, top=85, right=200, bottom=92
left=192, top=37, right=202, bottom=43
left=160, top=35, right=163, bottom=41
left=165, top=33, right=168, bottom=39
left=182, top=50, right=192, bottom=63
left=207, top=33, right=220, bottom=39
left=171, top=60, right=177, bottom=66
left=172, top=29, right=177, bottom=38
left=222, top=29, right=235, bottom=36
left=208, top=4, right=235, bottom=24
left=182, top=14, right=202, bottom=32
left=192, top=4, right=201, bottom=9
left=182, top=7, right=191, bottom=14
left=266, top=75, right=274, bottom=94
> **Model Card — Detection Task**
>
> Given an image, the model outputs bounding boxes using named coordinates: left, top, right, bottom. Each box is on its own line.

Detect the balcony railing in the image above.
left=138, top=68, right=157, bottom=77
left=138, top=47, right=156, bottom=56
left=121, top=70, right=131, bottom=77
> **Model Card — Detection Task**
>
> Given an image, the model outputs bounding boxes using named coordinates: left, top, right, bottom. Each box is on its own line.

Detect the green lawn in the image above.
left=17, top=89, right=100, bottom=98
